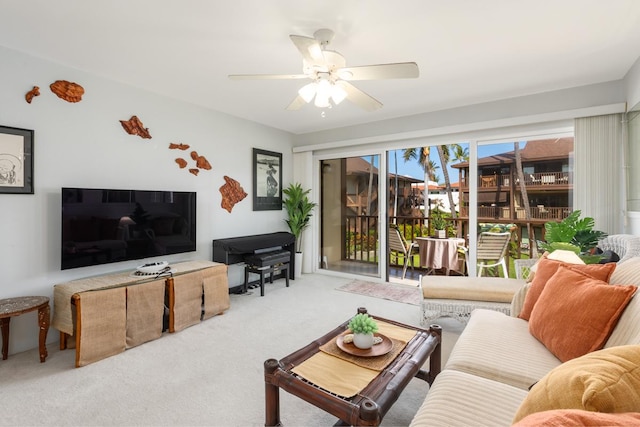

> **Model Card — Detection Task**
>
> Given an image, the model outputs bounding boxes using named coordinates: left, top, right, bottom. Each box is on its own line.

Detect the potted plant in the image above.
left=538, top=210, right=608, bottom=263
left=431, top=210, right=447, bottom=239
left=283, top=182, right=317, bottom=277
left=347, top=313, right=379, bottom=349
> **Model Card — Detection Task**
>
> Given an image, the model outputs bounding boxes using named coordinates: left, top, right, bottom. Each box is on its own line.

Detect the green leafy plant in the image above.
left=538, top=210, right=607, bottom=262
left=283, top=182, right=317, bottom=252
left=431, top=210, right=447, bottom=230
left=348, top=313, right=379, bottom=335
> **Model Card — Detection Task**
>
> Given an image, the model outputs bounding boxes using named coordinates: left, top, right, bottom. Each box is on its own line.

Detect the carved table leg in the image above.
left=38, top=304, right=50, bottom=362
left=1, top=317, right=10, bottom=360
left=264, top=358, right=282, bottom=427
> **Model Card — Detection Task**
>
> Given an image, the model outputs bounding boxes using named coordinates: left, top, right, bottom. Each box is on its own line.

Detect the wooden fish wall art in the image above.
left=25, top=86, right=40, bottom=103
left=50, top=80, right=84, bottom=102
left=120, top=115, right=152, bottom=139
left=219, top=176, right=247, bottom=213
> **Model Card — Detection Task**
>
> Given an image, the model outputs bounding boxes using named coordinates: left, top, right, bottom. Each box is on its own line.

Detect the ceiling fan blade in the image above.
left=285, top=95, right=307, bottom=111
left=336, top=81, right=382, bottom=112
left=338, top=62, right=419, bottom=81
left=228, top=73, right=309, bottom=80
left=289, top=35, right=325, bottom=66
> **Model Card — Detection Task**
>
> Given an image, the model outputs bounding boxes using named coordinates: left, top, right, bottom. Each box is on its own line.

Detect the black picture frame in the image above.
left=253, top=148, right=282, bottom=211
left=0, top=125, right=34, bottom=194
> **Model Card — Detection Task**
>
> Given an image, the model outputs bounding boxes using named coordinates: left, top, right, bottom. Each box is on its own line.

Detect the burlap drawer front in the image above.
left=126, top=279, right=165, bottom=348
left=76, top=287, right=126, bottom=367
left=172, top=271, right=204, bottom=332
left=202, top=265, right=229, bottom=320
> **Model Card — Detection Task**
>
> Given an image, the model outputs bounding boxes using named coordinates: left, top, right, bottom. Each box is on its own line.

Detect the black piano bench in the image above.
left=243, top=250, right=291, bottom=296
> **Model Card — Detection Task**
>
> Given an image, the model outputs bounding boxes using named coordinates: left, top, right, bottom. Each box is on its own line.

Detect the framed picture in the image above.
left=0, top=126, right=34, bottom=194
left=253, top=148, right=282, bottom=211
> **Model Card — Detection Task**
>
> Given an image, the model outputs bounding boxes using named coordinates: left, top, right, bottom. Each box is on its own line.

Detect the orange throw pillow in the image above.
left=519, top=256, right=616, bottom=320
left=528, top=266, right=636, bottom=362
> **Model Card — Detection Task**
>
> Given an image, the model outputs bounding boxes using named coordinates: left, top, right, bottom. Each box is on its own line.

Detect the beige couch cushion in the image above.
left=421, top=276, right=524, bottom=302
left=410, top=369, right=528, bottom=427
left=444, top=309, right=562, bottom=389
left=605, top=257, right=640, bottom=347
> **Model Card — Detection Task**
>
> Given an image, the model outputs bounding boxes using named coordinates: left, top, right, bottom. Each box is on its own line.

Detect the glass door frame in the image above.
left=308, top=126, right=574, bottom=281
left=314, top=149, right=388, bottom=280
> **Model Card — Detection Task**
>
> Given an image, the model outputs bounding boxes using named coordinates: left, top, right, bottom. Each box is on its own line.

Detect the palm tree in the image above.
left=366, top=155, right=375, bottom=215
left=514, top=141, right=535, bottom=254
left=392, top=150, right=398, bottom=223
left=451, top=144, right=469, bottom=164
left=450, top=144, right=469, bottom=217
left=403, top=148, right=438, bottom=219
left=436, top=145, right=457, bottom=219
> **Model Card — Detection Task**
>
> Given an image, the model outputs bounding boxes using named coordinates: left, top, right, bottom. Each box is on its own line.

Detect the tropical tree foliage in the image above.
left=403, top=147, right=439, bottom=218
left=283, top=183, right=317, bottom=252
left=538, top=210, right=607, bottom=261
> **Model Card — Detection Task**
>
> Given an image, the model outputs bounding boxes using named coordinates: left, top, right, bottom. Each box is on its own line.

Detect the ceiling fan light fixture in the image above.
left=314, top=92, right=331, bottom=108
left=314, top=79, right=332, bottom=107
left=298, top=83, right=317, bottom=103
left=330, top=84, right=347, bottom=105
left=308, top=44, right=323, bottom=60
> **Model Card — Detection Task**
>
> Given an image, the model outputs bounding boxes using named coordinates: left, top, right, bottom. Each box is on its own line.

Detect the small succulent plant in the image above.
left=348, top=313, right=379, bottom=335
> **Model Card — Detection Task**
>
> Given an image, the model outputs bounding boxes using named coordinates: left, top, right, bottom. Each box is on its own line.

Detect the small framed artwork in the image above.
left=0, top=125, right=34, bottom=194
left=253, top=148, right=282, bottom=211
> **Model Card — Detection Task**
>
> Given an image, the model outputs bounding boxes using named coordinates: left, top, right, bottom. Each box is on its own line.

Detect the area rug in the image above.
left=337, top=280, right=421, bottom=306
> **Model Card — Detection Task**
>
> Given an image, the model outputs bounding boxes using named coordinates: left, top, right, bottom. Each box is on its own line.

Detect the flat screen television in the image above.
left=61, top=187, right=196, bottom=270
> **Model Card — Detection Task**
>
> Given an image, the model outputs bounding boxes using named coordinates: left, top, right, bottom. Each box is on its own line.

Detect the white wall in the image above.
left=624, top=56, right=640, bottom=233
left=0, top=46, right=294, bottom=355
left=292, top=81, right=626, bottom=147
left=625, top=56, right=640, bottom=111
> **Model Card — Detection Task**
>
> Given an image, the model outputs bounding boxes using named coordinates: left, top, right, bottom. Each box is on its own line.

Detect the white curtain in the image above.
left=574, top=113, right=624, bottom=234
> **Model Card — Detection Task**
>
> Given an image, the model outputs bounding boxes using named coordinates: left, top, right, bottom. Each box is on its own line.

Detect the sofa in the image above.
left=410, top=234, right=640, bottom=426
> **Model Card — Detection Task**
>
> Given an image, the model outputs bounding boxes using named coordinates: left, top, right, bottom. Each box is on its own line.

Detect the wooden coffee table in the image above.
left=264, top=308, right=442, bottom=426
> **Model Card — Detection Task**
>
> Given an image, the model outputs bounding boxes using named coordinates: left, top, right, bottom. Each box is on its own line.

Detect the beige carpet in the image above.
left=0, top=273, right=463, bottom=426
left=337, top=279, right=422, bottom=305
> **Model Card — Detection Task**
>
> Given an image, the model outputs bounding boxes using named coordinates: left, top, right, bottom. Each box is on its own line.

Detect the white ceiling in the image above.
left=1, top=0, right=640, bottom=135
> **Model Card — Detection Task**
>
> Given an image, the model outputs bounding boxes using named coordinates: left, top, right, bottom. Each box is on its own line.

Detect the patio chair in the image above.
left=477, top=232, right=511, bottom=277
left=389, top=226, right=419, bottom=280
left=458, top=231, right=511, bottom=277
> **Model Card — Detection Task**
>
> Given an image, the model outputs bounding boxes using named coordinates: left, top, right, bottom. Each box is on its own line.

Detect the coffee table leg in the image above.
left=38, top=304, right=50, bottom=362
left=428, top=325, right=442, bottom=384
left=264, top=358, right=282, bottom=427
left=1, top=317, right=10, bottom=360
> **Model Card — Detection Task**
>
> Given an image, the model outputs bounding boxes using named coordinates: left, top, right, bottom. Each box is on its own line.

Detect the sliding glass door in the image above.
left=320, top=155, right=380, bottom=277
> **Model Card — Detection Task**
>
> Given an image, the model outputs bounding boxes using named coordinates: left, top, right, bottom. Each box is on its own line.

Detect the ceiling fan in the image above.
left=228, top=29, right=419, bottom=112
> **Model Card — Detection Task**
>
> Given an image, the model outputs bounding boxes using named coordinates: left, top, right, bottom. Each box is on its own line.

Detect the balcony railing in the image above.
left=342, top=213, right=572, bottom=278
left=463, top=172, right=571, bottom=188
left=460, top=206, right=572, bottom=220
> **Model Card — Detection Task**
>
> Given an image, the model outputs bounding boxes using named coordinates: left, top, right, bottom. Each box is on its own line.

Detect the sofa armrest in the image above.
left=510, top=283, right=531, bottom=318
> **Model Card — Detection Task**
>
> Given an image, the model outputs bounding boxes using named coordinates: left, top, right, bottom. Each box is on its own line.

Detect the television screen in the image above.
left=61, top=188, right=196, bottom=270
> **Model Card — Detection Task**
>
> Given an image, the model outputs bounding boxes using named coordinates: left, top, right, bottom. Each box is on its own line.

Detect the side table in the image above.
left=0, top=296, right=50, bottom=362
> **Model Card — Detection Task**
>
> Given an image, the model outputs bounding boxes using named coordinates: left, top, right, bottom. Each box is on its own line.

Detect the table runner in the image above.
left=291, top=321, right=417, bottom=398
